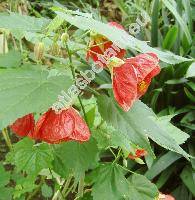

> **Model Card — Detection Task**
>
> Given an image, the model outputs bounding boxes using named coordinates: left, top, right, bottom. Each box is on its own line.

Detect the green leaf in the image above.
left=97, top=95, right=190, bottom=159
left=163, top=25, right=178, bottom=50
left=6, top=138, right=53, bottom=176
left=56, top=10, right=191, bottom=64
left=91, top=164, right=129, bottom=200
left=162, top=0, right=192, bottom=44
left=186, top=62, right=195, bottom=78
left=145, top=151, right=182, bottom=180
left=53, top=139, right=99, bottom=179
left=151, top=115, right=189, bottom=145
left=0, top=67, right=73, bottom=129
left=92, top=124, right=131, bottom=151
left=97, top=96, right=153, bottom=155
left=0, top=164, right=10, bottom=187
left=86, top=107, right=96, bottom=128
left=0, top=50, right=22, bottom=68
left=0, top=187, right=13, bottom=200
left=92, top=163, right=158, bottom=200
left=127, top=174, right=158, bottom=200
left=184, top=87, right=195, bottom=102
left=151, top=0, right=159, bottom=47
left=0, top=13, right=49, bottom=34
left=180, top=166, right=195, bottom=196
left=41, top=184, right=53, bottom=198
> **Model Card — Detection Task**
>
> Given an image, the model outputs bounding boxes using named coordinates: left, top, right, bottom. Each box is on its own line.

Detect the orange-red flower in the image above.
left=111, top=53, right=160, bottom=111
left=128, top=149, right=147, bottom=160
left=10, top=114, right=35, bottom=137
left=126, top=53, right=160, bottom=98
left=86, top=22, right=126, bottom=67
left=30, top=107, right=90, bottom=144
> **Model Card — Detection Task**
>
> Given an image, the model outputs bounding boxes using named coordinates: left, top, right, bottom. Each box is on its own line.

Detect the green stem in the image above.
left=113, top=148, right=122, bottom=164
left=65, top=43, right=89, bottom=125
left=63, top=183, right=75, bottom=198
left=2, top=128, right=12, bottom=150
left=61, top=175, right=72, bottom=196
left=78, top=175, right=85, bottom=198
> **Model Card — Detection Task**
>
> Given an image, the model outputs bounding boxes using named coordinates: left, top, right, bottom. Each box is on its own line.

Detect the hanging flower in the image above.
left=30, top=107, right=90, bottom=144
left=128, top=149, right=147, bottom=160
left=126, top=53, right=161, bottom=98
left=86, top=22, right=126, bottom=67
left=10, top=114, right=35, bottom=137
left=109, top=53, right=160, bottom=111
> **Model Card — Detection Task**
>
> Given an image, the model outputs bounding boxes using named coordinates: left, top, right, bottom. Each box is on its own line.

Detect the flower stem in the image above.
left=2, top=128, right=12, bottom=150
left=65, top=43, right=89, bottom=125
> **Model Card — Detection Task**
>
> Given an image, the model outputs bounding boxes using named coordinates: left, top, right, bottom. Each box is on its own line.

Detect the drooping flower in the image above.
left=109, top=53, right=160, bottom=111
left=10, top=114, right=35, bottom=137
left=30, top=107, right=90, bottom=144
left=128, top=149, right=147, bottom=160
left=126, top=53, right=160, bottom=98
left=86, top=22, right=126, bottom=67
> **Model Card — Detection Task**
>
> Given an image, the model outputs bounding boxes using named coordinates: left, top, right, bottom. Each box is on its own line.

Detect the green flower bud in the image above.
left=61, top=33, right=69, bottom=44
left=34, top=42, right=44, bottom=61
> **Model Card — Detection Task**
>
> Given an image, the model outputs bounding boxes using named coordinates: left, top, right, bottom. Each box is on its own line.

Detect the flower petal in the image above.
left=113, top=62, right=137, bottom=112
left=126, top=53, right=161, bottom=98
left=31, top=108, right=90, bottom=144
left=86, top=22, right=126, bottom=66
left=10, top=114, right=35, bottom=137
left=127, top=53, right=160, bottom=82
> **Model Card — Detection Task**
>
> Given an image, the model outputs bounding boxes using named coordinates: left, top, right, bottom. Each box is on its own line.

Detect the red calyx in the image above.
left=10, top=114, right=35, bottom=137
left=112, top=53, right=161, bottom=111
left=128, top=149, right=147, bottom=160
left=29, top=107, right=90, bottom=144
left=86, top=22, right=126, bottom=66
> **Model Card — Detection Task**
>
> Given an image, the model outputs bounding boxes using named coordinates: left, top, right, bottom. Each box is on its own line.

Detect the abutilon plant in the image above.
left=0, top=2, right=193, bottom=199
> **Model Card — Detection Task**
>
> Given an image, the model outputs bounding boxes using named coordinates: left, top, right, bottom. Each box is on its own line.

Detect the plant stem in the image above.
left=113, top=148, right=122, bottom=164
left=2, top=128, right=12, bottom=150
left=61, top=175, right=72, bottom=197
left=77, top=175, right=85, bottom=198
left=65, top=43, right=89, bottom=125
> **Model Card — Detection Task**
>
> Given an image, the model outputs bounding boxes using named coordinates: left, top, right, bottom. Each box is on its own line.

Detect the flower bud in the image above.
left=50, top=42, right=61, bottom=56
left=34, top=42, right=44, bottom=61
left=107, top=57, right=125, bottom=69
left=61, top=33, right=69, bottom=44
